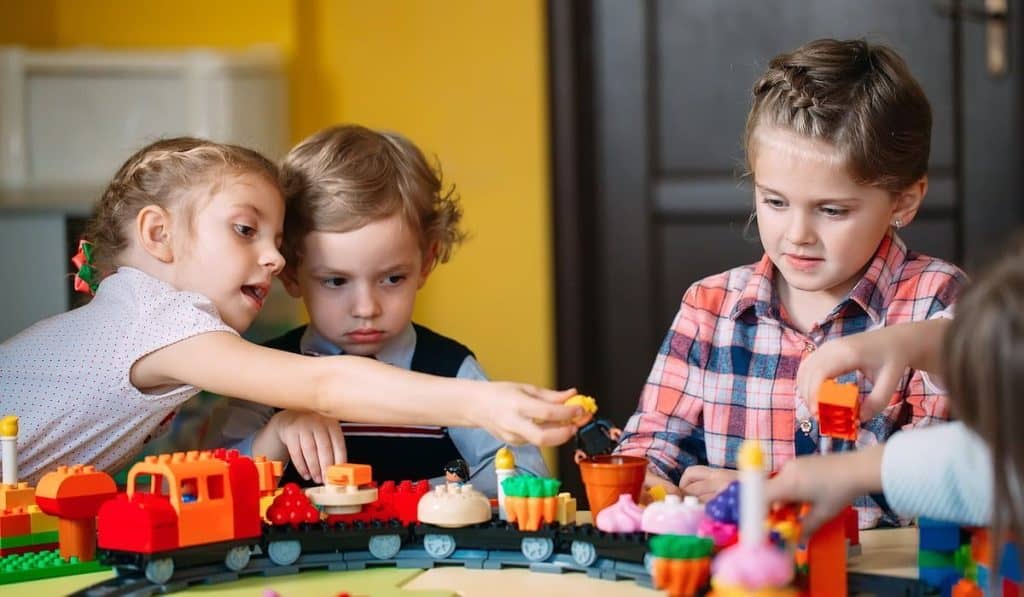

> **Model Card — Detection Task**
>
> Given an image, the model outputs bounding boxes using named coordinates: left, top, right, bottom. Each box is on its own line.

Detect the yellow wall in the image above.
left=1, top=1, right=555, bottom=387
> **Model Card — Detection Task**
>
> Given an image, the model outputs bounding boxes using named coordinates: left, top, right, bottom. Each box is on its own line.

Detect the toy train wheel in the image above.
left=423, top=534, right=456, bottom=559
left=368, top=535, right=402, bottom=560
left=145, top=557, right=174, bottom=585
left=520, top=537, right=554, bottom=562
left=225, top=546, right=251, bottom=571
left=268, top=540, right=302, bottom=566
left=570, top=540, right=597, bottom=567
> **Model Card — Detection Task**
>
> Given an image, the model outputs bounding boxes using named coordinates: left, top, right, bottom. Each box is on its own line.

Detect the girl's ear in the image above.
left=136, top=205, right=175, bottom=263
left=418, top=242, right=438, bottom=289
left=892, top=176, right=928, bottom=228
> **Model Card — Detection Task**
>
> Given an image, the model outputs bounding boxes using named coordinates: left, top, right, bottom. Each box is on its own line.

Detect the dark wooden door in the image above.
left=550, top=0, right=1024, bottom=504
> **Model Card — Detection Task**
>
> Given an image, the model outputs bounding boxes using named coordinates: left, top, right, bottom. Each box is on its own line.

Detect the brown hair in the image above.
left=745, top=38, right=931, bottom=192
left=85, top=137, right=280, bottom=274
left=279, top=124, right=465, bottom=268
left=944, top=239, right=1024, bottom=573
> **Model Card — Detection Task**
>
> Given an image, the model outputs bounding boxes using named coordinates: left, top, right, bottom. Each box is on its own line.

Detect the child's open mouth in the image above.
left=242, top=285, right=267, bottom=309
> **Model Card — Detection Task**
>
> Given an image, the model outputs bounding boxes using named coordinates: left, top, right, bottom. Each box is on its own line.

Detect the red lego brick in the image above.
left=805, top=510, right=847, bottom=597
left=818, top=380, right=860, bottom=441
left=0, top=509, right=30, bottom=538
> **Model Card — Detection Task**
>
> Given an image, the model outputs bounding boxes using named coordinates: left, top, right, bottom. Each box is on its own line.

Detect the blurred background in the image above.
left=0, top=1, right=1021, bottom=499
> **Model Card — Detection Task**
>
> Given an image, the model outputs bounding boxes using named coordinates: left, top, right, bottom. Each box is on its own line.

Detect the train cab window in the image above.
left=180, top=477, right=199, bottom=503
left=208, top=474, right=225, bottom=500
left=133, top=474, right=169, bottom=497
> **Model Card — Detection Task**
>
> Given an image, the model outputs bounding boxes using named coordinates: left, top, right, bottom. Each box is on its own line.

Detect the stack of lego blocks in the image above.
left=918, top=518, right=1022, bottom=596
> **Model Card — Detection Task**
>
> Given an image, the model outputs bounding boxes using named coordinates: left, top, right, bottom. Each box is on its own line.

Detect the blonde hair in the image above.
left=279, top=124, right=465, bottom=267
left=85, top=137, right=280, bottom=274
left=745, top=38, right=931, bottom=192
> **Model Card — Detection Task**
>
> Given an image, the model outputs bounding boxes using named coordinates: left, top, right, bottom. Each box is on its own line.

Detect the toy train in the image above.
left=90, top=449, right=653, bottom=587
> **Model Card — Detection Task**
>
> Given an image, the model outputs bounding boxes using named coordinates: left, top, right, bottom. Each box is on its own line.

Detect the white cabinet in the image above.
left=0, top=46, right=290, bottom=341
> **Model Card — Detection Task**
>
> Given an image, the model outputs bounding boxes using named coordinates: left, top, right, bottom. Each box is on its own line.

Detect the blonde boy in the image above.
left=220, top=125, right=548, bottom=494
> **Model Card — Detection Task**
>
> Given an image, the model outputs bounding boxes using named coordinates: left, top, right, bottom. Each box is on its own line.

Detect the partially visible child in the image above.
left=614, top=39, right=968, bottom=527
left=218, top=125, right=549, bottom=495
left=0, top=137, right=581, bottom=486
left=766, top=240, right=1024, bottom=549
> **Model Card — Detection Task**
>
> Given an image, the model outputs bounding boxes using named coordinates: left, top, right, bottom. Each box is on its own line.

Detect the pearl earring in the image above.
left=892, top=217, right=903, bottom=230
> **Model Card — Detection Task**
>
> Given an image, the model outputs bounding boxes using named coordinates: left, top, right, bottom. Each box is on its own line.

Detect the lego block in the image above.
left=1004, top=579, right=1022, bottom=597
left=0, top=509, right=30, bottom=538
left=805, top=510, right=847, bottom=597
left=920, top=518, right=965, bottom=552
left=920, top=549, right=957, bottom=569
left=0, top=483, right=34, bottom=510
left=0, top=549, right=107, bottom=585
left=817, top=379, right=860, bottom=440
left=971, top=528, right=992, bottom=567
left=0, top=529, right=58, bottom=549
left=0, top=542, right=57, bottom=556
left=327, top=463, right=373, bottom=487
left=919, top=566, right=960, bottom=592
left=1001, top=543, right=1022, bottom=582
left=28, top=505, right=58, bottom=533
left=951, top=578, right=983, bottom=597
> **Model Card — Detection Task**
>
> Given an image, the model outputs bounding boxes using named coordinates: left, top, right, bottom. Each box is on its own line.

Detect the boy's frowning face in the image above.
left=282, top=212, right=430, bottom=356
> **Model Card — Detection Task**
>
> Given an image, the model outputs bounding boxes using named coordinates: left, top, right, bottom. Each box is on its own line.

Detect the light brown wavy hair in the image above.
left=944, top=239, right=1024, bottom=578
left=85, top=137, right=281, bottom=275
left=279, top=124, right=465, bottom=269
left=745, top=38, right=931, bottom=192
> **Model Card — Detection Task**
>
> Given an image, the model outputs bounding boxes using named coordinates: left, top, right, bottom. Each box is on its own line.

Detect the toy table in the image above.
left=14, top=526, right=919, bottom=596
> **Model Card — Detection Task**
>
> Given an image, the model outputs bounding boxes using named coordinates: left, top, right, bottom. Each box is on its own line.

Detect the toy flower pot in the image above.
left=578, top=455, right=646, bottom=517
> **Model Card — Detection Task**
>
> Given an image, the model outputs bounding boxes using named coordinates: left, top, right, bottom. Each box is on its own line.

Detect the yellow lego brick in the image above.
left=556, top=492, right=577, bottom=525
left=260, top=490, right=281, bottom=521
left=0, top=483, right=34, bottom=510
left=27, top=505, right=57, bottom=534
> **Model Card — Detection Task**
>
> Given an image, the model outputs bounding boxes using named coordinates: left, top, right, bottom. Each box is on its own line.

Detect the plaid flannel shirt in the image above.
left=616, top=233, right=968, bottom=527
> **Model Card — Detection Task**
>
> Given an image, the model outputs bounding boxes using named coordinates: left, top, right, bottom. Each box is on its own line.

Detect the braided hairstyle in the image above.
left=85, top=137, right=281, bottom=276
left=744, top=38, right=931, bottom=193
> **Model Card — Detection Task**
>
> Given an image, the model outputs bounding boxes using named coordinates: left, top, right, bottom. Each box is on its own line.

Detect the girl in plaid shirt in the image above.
left=615, top=38, right=968, bottom=528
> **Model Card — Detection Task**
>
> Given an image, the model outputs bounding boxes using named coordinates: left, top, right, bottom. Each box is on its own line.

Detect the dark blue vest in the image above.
left=264, top=323, right=472, bottom=486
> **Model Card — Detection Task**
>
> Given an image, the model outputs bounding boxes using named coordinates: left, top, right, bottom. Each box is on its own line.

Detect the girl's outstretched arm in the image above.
left=132, top=331, right=580, bottom=447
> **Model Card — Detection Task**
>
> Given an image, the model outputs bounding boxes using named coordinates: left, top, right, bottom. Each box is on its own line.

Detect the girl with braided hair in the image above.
left=0, top=137, right=582, bottom=485
left=615, top=39, right=967, bottom=528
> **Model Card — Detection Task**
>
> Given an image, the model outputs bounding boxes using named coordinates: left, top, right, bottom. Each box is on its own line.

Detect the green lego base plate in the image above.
left=0, top=549, right=108, bottom=584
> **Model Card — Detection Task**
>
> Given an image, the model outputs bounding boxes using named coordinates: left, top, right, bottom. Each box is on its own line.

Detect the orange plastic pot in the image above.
left=578, top=455, right=646, bottom=517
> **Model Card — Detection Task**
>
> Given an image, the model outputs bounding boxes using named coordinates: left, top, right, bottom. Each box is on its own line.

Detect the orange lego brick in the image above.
left=327, top=463, right=373, bottom=487
left=818, top=379, right=860, bottom=441
left=0, top=483, right=35, bottom=510
left=805, top=510, right=847, bottom=597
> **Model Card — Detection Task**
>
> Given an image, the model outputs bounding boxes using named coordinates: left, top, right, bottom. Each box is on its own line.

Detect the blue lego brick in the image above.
left=977, top=564, right=989, bottom=590
left=919, top=518, right=966, bottom=552
left=919, top=565, right=960, bottom=591
left=1001, top=543, right=1022, bottom=582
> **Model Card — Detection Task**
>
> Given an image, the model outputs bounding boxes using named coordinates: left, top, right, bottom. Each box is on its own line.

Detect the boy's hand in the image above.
left=268, top=410, right=347, bottom=484
left=470, top=383, right=582, bottom=446
left=763, top=445, right=884, bottom=538
left=678, top=466, right=738, bottom=503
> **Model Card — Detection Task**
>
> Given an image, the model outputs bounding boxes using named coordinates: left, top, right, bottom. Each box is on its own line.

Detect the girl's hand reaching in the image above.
left=467, top=383, right=582, bottom=446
